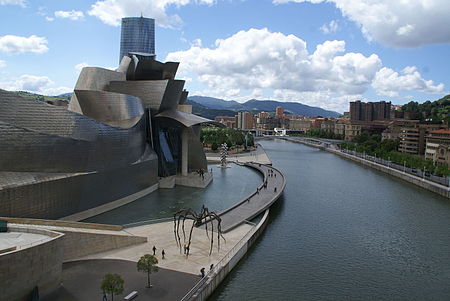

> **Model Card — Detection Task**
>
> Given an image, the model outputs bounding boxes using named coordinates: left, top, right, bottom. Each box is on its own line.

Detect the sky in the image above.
left=0, top=0, right=449, bottom=113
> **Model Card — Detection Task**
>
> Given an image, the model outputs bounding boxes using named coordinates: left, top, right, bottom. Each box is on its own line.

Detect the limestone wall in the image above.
left=0, top=227, right=64, bottom=301
left=61, top=230, right=147, bottom=261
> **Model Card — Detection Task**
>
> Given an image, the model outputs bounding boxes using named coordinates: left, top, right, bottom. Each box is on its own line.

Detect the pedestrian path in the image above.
left=203, top=162, right=285, bottom=232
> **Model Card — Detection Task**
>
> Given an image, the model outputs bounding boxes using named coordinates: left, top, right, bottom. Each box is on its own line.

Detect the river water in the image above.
left=210, top=139, right=450, bottom=300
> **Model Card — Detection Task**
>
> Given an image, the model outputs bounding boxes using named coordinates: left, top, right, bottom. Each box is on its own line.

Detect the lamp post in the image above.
left=387, top=156, right=390, bottom=168
left=403, top=161, right=406, bottom=173
left=423, top=166, right=426, bottom=180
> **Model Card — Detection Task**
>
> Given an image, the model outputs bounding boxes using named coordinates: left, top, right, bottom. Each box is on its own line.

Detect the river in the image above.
left=210, top=139, right=450, bottom=300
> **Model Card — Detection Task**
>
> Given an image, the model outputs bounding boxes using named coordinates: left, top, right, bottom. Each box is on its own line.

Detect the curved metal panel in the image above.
left=0, top=120, right=147, bottom=173
left=117, top=56, right=132, bottom=74
left=74, top=90, right=144, bottom=128
left=134, top=60, right=179, bottom=80
left=155, top=109, right=221, bottom=128
left=68, top=67, right=126, bottom=113
left=108, top=80, right=168, bottom=110
left=159, top=80, right=185, bottom=111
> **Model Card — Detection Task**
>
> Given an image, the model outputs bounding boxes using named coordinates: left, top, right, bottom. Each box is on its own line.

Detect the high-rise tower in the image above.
left=119, top=17, right=155, bottom=62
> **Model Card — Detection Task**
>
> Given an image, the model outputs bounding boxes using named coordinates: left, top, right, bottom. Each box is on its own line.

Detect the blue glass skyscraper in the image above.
left=120, top=17, right=155, bottom=62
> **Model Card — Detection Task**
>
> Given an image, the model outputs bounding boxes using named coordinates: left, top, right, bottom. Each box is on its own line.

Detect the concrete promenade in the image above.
left=74, top=220, right=254, bottom=276
left=207, top=162, right=285, bottom=232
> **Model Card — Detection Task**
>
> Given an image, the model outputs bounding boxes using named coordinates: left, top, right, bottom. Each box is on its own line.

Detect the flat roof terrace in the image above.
left=0, top=230, right=51, bottom=252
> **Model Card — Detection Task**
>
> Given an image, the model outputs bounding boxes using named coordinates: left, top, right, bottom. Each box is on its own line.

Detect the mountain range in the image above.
left=187, top=96, right=341, bottom=118
left=9, top=91, right=340, bottom=119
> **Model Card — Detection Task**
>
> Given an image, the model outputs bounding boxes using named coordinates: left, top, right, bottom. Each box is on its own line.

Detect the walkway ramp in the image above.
left=203, top=162, right=285, bottom=232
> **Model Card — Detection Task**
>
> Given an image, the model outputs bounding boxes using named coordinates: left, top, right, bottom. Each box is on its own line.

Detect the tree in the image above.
left=137, top=254, right=159, bottom=288
left=101, top=273, right=124, bottom=301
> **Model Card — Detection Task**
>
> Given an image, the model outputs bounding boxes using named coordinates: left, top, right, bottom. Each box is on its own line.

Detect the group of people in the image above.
left=152, top=245, right=165, bottom=259
left=200, top=264, right=215, bottom=277
left=196, top=168, right=205, bottom=180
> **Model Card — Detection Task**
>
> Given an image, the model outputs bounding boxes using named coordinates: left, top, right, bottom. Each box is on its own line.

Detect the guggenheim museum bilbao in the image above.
left=0, top=17, right=214, bottom=220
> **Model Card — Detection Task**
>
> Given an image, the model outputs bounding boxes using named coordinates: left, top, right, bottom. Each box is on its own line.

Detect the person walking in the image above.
left=152, top=245, right=157, bottom=256
left=162, top=249, right=165, bottom=259
left=210, top=264, right=214, bottom=270
left=200, top=267, right=205, bottom=277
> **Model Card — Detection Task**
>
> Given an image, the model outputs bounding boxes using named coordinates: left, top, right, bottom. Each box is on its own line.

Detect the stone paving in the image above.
left=74, top=220, right=254, bottom=276
left=41, top=259, right=199, bottom=301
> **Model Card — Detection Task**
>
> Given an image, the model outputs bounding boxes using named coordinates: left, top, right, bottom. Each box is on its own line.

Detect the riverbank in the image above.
left=58, top=144, right=283, bottom=300
left=206, top=143, right=272, bottom=165
left=281, top=137, right=450, bottom=199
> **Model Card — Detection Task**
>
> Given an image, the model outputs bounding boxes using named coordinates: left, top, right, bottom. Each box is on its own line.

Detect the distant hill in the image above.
left=185, top=98, right=236, bottom=119
left=58, top=92, right=72, bottom=98
left=189, top=96, right=340, bottom=118
left=11, top=91, right=70, bottom=102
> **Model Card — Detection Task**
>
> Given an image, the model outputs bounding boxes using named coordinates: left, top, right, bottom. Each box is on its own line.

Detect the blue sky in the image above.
left=0, top=0, right=449, bottom=112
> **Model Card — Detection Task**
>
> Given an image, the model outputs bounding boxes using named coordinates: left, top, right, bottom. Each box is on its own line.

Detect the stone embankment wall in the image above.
left=183, top=209, right=270, bottom=301
left=284, top=138, right=450, bottom=199
left=2, top=218, right=148, bottom=261
left=61, top=229, right=147, bottom=261
left=0, top=227, right=64, bottom=301
left=333, top=150, right=450, bottom=198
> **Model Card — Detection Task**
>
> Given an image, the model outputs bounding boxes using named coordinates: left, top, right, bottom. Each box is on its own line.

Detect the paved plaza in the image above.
left=75, top=220, right=254, bottom=276
left=41, top=259, right=199, bottom=301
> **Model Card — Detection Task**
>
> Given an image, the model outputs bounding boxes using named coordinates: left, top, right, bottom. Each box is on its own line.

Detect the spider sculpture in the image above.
left=173, top=205, right=226, bottom=256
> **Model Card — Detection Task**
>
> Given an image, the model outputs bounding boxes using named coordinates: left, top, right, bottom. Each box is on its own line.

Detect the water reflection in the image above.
left=84, top=163, right=262, bottom=225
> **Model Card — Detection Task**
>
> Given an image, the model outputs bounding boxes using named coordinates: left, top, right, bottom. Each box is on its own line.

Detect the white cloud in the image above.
left=88, top=0, right=215, bottom=28
left=0, top=60, right=5, bottom=68
left=0, top=35, right=48, bottom=54
left=75, top=62, right=90, bottom=71
left=167, top=28, right=446, bottom=112
left=320, top=20, right=339, bottom=34
left=191, top=38, right=202, bottom=47
left=372, top=66, right=444, bottom=97
left=0, top=74, right=72, bottom=95
left=55, top=10, right=84, bottom=21
left=0, top=0, right=25, bottom=7
left=167, top=28, right=380, bottom=96
left=45, top=17, right=54, bottom=21
left=273, top=0, right=450, bottom=47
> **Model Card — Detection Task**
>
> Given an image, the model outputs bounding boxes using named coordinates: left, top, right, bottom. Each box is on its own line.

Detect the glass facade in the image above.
left=120, top=17, right=155, bottom=62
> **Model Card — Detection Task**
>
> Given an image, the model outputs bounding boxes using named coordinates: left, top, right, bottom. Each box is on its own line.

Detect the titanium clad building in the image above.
left=120, top=17, right=155, bottom=62
left=0, top=16, right=217, bottom=220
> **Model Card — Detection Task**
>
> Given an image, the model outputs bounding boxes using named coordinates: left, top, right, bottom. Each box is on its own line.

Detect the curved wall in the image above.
left=0, top=227, right=64, bottom=301
left=0, top=91, right=148, bottom=173
left=0, top=155, right=158, bottom=219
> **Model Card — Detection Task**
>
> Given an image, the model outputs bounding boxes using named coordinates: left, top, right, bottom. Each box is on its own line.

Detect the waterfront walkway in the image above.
left=205, top=162, right=285, bottom=232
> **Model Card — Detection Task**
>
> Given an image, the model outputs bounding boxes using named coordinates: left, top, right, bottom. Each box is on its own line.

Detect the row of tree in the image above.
left=101, top=254, right=158, bottom=300
left=201, top=126, right=254, bottom=151
left=339, top=133, right=449, bottom=176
